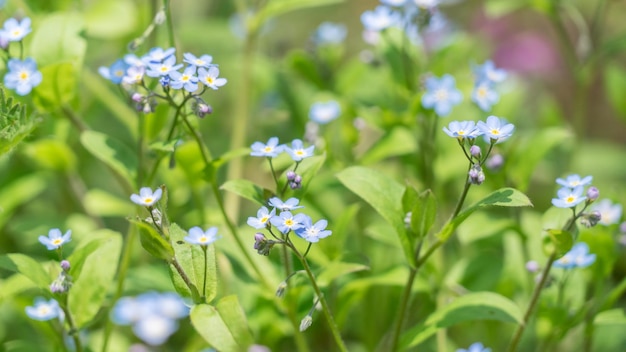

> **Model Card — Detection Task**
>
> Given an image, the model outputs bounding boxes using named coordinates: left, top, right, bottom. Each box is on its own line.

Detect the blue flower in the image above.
left=184, top=226, right=220, bottom=246
left=270, top=211, right=307, bottom=234
left=198, top=66, right=227, bottom=90
left=3, top=58, right=42, bottom=96
left=0, top=17, right=32, bottom=42
left=476, top=115, right=515, bottom=142
left=556, top=174, right=593, bottom=189
left=268, top=197, right=304, bottom=211
left=169, top=66, right=199, bottom=92
left=381, top=0, right=408, bottom=6
left=471, top=81, right=499, bottom=112
left=313, top=22, right=347, bottom=45
left=130, top=187, right=163, bottom=207
left=456, top=342, right=491, bottom=352
left=551, top=186, right=587, bottom=208
left=247, top=206, right=276, bottom=229
left=250, top=137, right=283, bottom=157
left=309, top=100, right=341, bottom=124
left=143, top=47, right=176, bottom=63
left=122, top=65, right=145, bottom=85
left=98, top=59, right=129, bottom=84
left=591, top=199, right=622, bottom=226
left=284, top=139, right=315, bottom=161
left=473, top=60, right=507, bottom=84
left=25, top=298, right=62, bottom=321
left=38, top=228, right=72, bottom=250
left=361, top=6, right=401, bottom=31
left=133, top=314, right=178, bottom=346
left=553, top=242, right=596, bottom=269
left=294, top=216, right=332, bottom=243
left=421, top=74, right=463, bottom=117
left=146, top=55, right=183, bottom=78
left=183, top=53, right=214, bottom=69
left=443, top=120, right=481, bottom=139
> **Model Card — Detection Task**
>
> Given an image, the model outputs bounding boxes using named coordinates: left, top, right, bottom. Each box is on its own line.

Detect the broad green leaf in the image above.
left=66, top=237, right=107, bottom=281
left=80, top=130, right=137, bottom=189
left=30, top=12, right=86, bottom=67
left=149, top=139, right=178, bottom=153
left=168, top=223, right=214, bottom=303
left=84, top=189, right=135, bottom=217
left=594, top=309, right=626, bottom=325
left=359, top=127, right=417, bottom=165
left=400, top=292, right=523, bottom=348
left=0, top=173, right=47, bottom=226
left=604, top=64, right=626, bottom=119
left=220, top=179, right=269, bottom=206
left=0, top=274, right=37, bottom=301
left=409, top=189, right=437, bottom=239
left=22, top=138, right=77, bottom=172
left=83, top=0, right=138, bottom=39
left=437, top=188, right=532, bottom=241
left=191, top=304, right=240, bottom=352
left=543, top=229, right=574, bottom=259
left=0, top=254, right=50, bottom=290
left=68, top=230, right=122, bottom=328
left=316, top=262, right=369, bottom=287
left=130, top=219, right=174, bottom=261
left=337, top=166, right=414, bottom=266
left=288, top=50, right=324, bottom=88
left=32, top=63, right=77, bottom=112
left=215, top=296, right=253, bottom=349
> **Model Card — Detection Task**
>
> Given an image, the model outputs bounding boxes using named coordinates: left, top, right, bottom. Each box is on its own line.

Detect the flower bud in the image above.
left=525, top=260, right=539, bottom=273
left=299, top=315, right=313, bottom=332
left=580, top=210, right=601, bottom=228
left=469, top=145, right=481, bottom=159
left=131, top=92, right=144, bottom=103
left=253, top=233, right=274, bottom=256
left=468, top=164, right=485, bottom=185
left=275, top=281, right=287, bottom=298
left=154, top=10, right=167, bottom=25
left=60, top=260, right=71, bottom=271
left=620, top=221, right=626, bottom=234
left=286, top=171, right=297, bottom=181
left=586, top=186, right=599, bottom=202
left=193, top=102, right=212, bottom=118
left=485, top=153, right=504, bottom=171
left=294, top=175, right=302, bottom=184
left=0, top=36, right=9, bottom=49
left=50, top=270, right=72, bottom=294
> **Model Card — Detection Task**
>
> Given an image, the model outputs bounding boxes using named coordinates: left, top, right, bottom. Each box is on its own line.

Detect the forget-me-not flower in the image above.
left=284, top=139, right=315, bottom=161
left=456, top=342, right=492, bottom=352
left=247, top=206, right=276, bottom=229
left=552, top=186, right=587, bottom=208
left=99, top=59, right=129, bottom=85
left=25, top=298, right=62, bottom=321
left=477, top=115, right=515, bottom=142
left=198, top=66, right=227, bottom=90
left=361, top=6, right=401, bottom=31
left=143, top=47, right=176, bottom=63
left=313, top=22, right=347, bottom=45
left=421, top=74, right=463, bottom=117
left=250, top=137, right=283, bottom=157
left=39, top=228, right=72, bottom=250
left=184, top=226, right=220, bottom=246
left=443, top=121, right=481, bottom=139
left=146, top=55, right=183, bottom=78
left=1, top=17, right=32, bottom=42
left=556, top=174, right=593, bottom=189
left=169, top=66, right=199, bottom=92
left=4, top=58, right=43, bottom=96
left=591, top=199, right=623, bottom=226
left=130, top=187, right=163, bottom=207
left=269, top=197, right=304, bottom=211
left=473, top=60, right=507, bottom=84
left=309, top=100, right=341, bottom=124
left=294, top=215, right=332, bottom=243
left=270, top=211, right=307, bottom=234
left=183, top=53, right=213, bottom=69
left=472, top=82, right=499, bottom=112
left=553, top=242, right=596, bottom=269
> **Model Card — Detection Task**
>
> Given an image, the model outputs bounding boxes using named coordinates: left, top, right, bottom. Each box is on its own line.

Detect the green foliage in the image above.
left=0, top=88, right=38, bottom=156
left=190, top=297, right=253, bottom=352
left=131, top=219, right=175, bottom=260
left=80, top=130, right=138, bottom=189
left=0, top=254, right=51, bottom=291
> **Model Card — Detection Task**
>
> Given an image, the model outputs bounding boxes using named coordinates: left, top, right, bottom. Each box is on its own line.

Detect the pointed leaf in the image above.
left=400, top=292, right=523, bottom=348
left=316, top=262, right=369, bottom=287
left=0, top=254, right=50, bottom=290
left=130, top=219, right=174, bottom=260
left=543, top=229, right=574, bottom=259
left=409, top=189, right=437, bottom=239
left=80, top=130, right=137, bottom=189
left=191, top=304, right=240, bottom=352
left=215, top=296, right=253, bottom=349
left=220, top=179, right=270, bottom=206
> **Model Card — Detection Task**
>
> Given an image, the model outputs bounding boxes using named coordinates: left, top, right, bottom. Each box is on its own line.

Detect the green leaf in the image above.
left=191, top=304, right=241, bottom=352
left=30, top=12, right=86, bottom=67
left=604, top=63, right=626, bottom=119
left=130, top=219, right=174, bottom=261
left=594, top=309, right=626, bottom=326
left=0, top=88, right=38, bottom=156
left=437, top=188, right=533, bottom=241
left=286, top=153, right=326, bottom=192
left=288, top=50, right=324, bottom=88
left=84, top=189, right=135, bottom=217
left=406, top=188, right=437, bottom=240
left=215, top=296, right=253, bottom=349
left=336, top=166, right=414, bottom=266
left=543, top=229, right=574, bottom=259
left=83, top=0, right=138, bottom=39
left=32, top=63, right=77, bottom=112
left=316, top=262, right=369, bottom=287
left=168, top=223, right=214, bottom=303
left=255, top=0, right=344, bottom=31
left=0, top=274, right=37, bottom=301
left=80, top=130, right=137, bottom=189
left=0, top=173, right=48, bottom=227
left=68, top=230, right=122, bottom=328
left=400, top=292, right=523, bottom=349
left=220, top=179, right=270, bottom=206
left=0, top=254, right=50, bottom=290
left=359, top=127, right=417, bottom=165
left=22, top=138, right=77, bottom=172
left=66, top=237, right=107, bottom=281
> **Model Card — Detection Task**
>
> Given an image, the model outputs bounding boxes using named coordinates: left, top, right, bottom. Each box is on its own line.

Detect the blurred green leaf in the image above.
left=30, top=12, right=86, bottom=67
left=130, top=219, right=174, bottom=261
left=0, top=173, right=48, bottom=227
left=400, top=292, right=523, bottom=348
left=543, top=229, right=574, bottom=259
left=168, top=223, right=215, bottom=303
left=32, top=63, right=77, bottom=112
left=66, top=237, right=107, bottom=281
left=288, top=50, right=324, bottom=88
left=594, top=309, right=626, bottom=325
left=255, top=0, right=344, bottom=31
left=215, top=296, right=253, bottom=349
left=316, top=261, right=369, bottom=287
left=337, top=166, right=414, bottom=266
left=83, top=0, right=138, bottom=39
left=0, top=274, right=37, bottom=301
left=604, top=63, right=626, bottom=120
left=0, top=254, right=50, bottom=290
left=84, top=189, right=134, bottom=217
left=359, top=127, right=417, bottom=165
left=69, top=229, right=122, bottom=328
left=410, top=189, right=437, bottom=240
left=23, top=138, right=77, bottom=172
left=191, top=303, right=242, bottom=352
left=80, top=130, right=137, bottom=189
left=220, top=179, right=269, bottom=206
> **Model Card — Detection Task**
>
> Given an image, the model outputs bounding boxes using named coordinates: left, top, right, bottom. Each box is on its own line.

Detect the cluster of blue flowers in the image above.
left=0, top=17, right=42, bottom=96
left=99, top=47, right=226, bottom=116
left=551, top=174, right=595, bottom=209
left=471, top=60, right=507, bottom=112
left=553, top=242, right=596, bottom=269
left=248, top=197, right=331, bottom=255
left=250, top=137, right=315, bottom=190
left=111, top=291, right=189, bottom=346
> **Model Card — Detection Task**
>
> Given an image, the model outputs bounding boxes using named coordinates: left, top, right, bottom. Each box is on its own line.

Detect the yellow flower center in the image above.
left=144, top=197, right=153, bottom=204
left=477, top=87, right=487, bottom=98
left=295, top=150, right=305, bottom=156
left=566, top=196, right=575, bottom=203
left=19, top=71, right=29, bottom=80
left=199, top=236, right=208, bottom=243
left=263, top=146, right=273, bottom=152
left=205, top=77, right=214, bottom=84
left=160, top=66, right=168, bottom=72
left=284, top=219, right=294, bottom=226
left=490, top=129, right=500, bottom=135
left=12, top=30, right=21, bottom=37
left=260, top=216, right=269, bottom=223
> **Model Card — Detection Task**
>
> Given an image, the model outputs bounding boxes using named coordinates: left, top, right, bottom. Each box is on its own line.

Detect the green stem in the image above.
left=507, top=251, right=557, bottom=352
left=137, top=112, right=145, bottom=186
left=171, top=257, right=201, bottom=302
left=268, top=158, right=280, bottom=191
left=162, top=0, right=178, bottom=54
left=60, top=300, right=83, bottom=352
